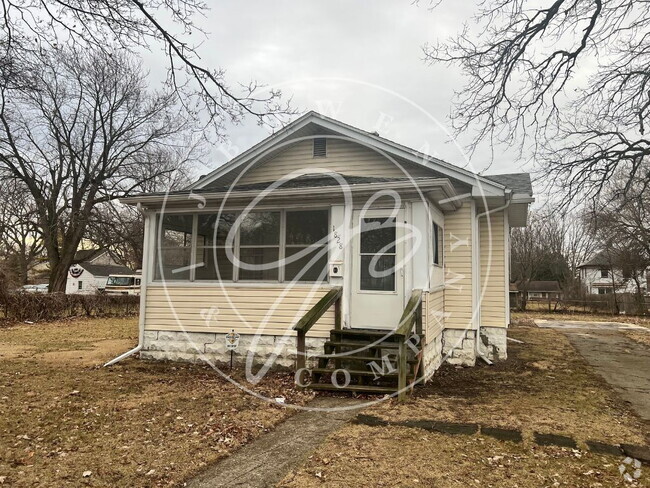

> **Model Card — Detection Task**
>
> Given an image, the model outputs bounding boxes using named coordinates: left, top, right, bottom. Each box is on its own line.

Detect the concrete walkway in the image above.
left=186, top=397, right=363, bottom=488
left=536, top=319, right=650, bottom=422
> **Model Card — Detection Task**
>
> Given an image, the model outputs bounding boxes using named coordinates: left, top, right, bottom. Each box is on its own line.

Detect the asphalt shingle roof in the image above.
left=78, top=263, right=133, bottom=277
left=484, top=173, right=533, bottom=195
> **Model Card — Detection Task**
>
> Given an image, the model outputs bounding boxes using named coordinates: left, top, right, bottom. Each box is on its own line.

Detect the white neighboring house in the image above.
left=578, top=251, right=649, bottom=295
left=66, top=250, right=133, bottom=295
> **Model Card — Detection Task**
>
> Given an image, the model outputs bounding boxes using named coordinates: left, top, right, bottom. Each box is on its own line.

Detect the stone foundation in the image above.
left=442, top=327, right=508, bottom=366
left=141, top=330, right=326, bottom=369
left=442, top=329, right=476, bottom=366
left=422, top=332, right=443, bottom=381
left=478, top=326, right=508, bottom=361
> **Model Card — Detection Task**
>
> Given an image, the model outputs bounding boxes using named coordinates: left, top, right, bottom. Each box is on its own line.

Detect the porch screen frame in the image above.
left=152, top=207, right=330, bottom=284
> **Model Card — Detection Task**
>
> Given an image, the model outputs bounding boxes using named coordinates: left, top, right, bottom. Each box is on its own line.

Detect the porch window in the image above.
left=195, top=213, right=237, bottom=281
left=153, top=209, right=329, bottom=283
left=284, top=209, right=329, bottom=281
left=238, top=211, right=281, bottom=281
left=154, top=214, right=194, bottom=280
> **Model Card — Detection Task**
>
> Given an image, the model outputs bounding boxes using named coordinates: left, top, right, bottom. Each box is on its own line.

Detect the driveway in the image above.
left=535, top=319, right=650, bottom=422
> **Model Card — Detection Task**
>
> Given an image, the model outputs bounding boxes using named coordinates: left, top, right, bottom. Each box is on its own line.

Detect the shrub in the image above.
left=0, top=292, right=139, bottom=323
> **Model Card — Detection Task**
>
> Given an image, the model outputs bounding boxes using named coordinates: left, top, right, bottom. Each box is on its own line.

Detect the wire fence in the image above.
left=511, top=294, right=650, bottom=317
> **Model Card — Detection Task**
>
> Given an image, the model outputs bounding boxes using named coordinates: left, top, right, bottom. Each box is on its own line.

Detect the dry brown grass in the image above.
left=279, top=326, right=650, bottom=488
left=0, top=318, right=313, bottom=487
left=512, top=310, right=650, bottom=327
left=280, top=425, right=647, bottom=488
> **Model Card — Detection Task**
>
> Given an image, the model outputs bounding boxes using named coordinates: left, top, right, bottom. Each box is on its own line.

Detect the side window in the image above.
left=432, top=222, right=441, bottom=266
left=78, top=281, right=83, bottom=290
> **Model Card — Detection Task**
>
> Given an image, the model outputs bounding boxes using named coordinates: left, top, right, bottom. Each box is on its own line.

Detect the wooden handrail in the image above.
left=294, top=286, right=343, bottom=381
left=293, top=286, right=343, bottom=333
left=397, top=289, right=423, bottom=402
left=395, top=289, right=423, bottom=337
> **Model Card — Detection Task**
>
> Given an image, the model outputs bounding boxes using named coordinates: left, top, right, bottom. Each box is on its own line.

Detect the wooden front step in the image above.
left=301, top=327, right=420, bottom=396
left=305, top=383, right=397, bottom=394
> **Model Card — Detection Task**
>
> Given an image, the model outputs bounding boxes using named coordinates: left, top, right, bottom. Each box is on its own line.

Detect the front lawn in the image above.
left=279, top=325, right=650, bottom=487
left=0, top=318, right=312, bottom=487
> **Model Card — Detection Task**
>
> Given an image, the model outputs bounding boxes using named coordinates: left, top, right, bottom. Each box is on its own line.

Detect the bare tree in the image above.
left=511, top=209, right=569, bottom=310
left=87, top=167, right=191, bottom=269
left=560, top=211, right=597, bottom=298
left=0, top=48, right=198, bottom=292
left=0, top=176, right=43, bottom=285
left=424, top=1, right=650, bottom=205
left=0, top=0, right=293, bottom=133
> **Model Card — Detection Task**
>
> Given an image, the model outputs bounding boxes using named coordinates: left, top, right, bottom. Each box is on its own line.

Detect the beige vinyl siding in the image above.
left=479, top=211, right=507, bottom=327
left=237, top=139, right=433, bottom=184
left=145, top=285, right=335, bottom=338
left=423, top=288, right=445, bottom=341
left=443, top=204, right=473, bottom=329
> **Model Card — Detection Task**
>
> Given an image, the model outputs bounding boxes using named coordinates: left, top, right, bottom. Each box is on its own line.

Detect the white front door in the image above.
left=350, top=209, right=405, bottom=329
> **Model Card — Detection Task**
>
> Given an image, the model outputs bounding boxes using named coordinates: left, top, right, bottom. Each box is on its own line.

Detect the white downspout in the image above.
left=104, top=204, right=150, bottom=367
left=474, top=192, right=513, bottom=365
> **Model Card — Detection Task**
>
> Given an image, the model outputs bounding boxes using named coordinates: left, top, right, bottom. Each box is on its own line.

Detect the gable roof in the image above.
left=190, top=111, right=527, bottom=198
left=73, top=249, right=106, bottom=264
left=77, top=263, right=133, bottom=277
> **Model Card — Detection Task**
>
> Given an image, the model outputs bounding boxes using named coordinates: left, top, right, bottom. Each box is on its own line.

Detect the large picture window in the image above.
left=154, top=209, right=329, bottom=283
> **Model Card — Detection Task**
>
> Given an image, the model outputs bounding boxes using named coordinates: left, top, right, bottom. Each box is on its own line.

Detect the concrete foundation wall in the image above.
left=422, top=332, right=443, bottom=380
left=442, top=327, right=508, bottom=366
left=479, top=326, right=508, bottom=361
left=141, top=330, right=326, bottom=369
left=442, top=329, right=476, bottom=366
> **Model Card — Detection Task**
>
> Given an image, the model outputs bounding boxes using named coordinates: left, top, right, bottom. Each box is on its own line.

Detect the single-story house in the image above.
left=511, top=280, right=563, bottom=301
left=66, top=250, right=133, bottom=294
left=112, top=112, right=534, bottom=396
left=578, top=251, right=649, bottom=295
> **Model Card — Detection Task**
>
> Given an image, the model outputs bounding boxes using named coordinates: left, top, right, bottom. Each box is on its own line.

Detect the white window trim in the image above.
left=153, top=208, right=330, bottom=285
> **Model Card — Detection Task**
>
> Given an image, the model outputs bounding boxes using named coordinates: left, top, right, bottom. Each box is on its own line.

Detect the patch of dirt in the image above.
left=367, top=328, right=647, bottom=444
left=624, top=330, right=650, bottom=348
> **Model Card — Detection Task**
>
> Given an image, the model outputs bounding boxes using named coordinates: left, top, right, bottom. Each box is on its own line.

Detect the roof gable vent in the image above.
left=313, top=138, right=327, bottom=157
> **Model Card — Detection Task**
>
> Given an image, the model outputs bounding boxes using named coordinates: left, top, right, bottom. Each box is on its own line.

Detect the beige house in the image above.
left=110, top=112, right=533, bottom=397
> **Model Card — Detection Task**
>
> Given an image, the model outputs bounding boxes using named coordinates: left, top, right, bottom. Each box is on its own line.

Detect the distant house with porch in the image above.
left=578, top=251, right=649, bottom=295
left=110, top=112, right=534, bottom=397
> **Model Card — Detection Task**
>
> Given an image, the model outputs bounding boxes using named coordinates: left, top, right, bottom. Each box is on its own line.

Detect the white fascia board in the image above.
left=121, top=178, right=456, bottom=207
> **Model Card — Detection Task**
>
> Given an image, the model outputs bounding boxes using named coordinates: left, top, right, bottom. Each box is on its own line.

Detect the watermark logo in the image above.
left=152, top=77, right=498, bottom=412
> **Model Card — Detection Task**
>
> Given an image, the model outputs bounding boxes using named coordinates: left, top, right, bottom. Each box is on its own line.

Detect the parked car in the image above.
left=105, top=274, right=142, bottom=296
left=18, top=284, right=48, bottom=293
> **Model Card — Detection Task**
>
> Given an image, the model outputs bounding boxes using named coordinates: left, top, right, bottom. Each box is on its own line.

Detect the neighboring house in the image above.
left=510, top=281, right=563, bottom=303
left=115, top=112, right=534, bottom=394
left=578, top=251, right=649, bottom=295
left=518, top=281, right=563, bottom=301
left=66, top=250, right=132, bottom=294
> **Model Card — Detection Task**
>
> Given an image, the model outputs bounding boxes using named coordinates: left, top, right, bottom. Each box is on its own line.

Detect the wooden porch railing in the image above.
left=394, top=289, right=423, bottom=401
left=293, top=287, right=343, bottom=380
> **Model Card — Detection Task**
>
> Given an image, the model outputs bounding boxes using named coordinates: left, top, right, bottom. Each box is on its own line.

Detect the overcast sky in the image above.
left=143, top=1, right=527, bottom=182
